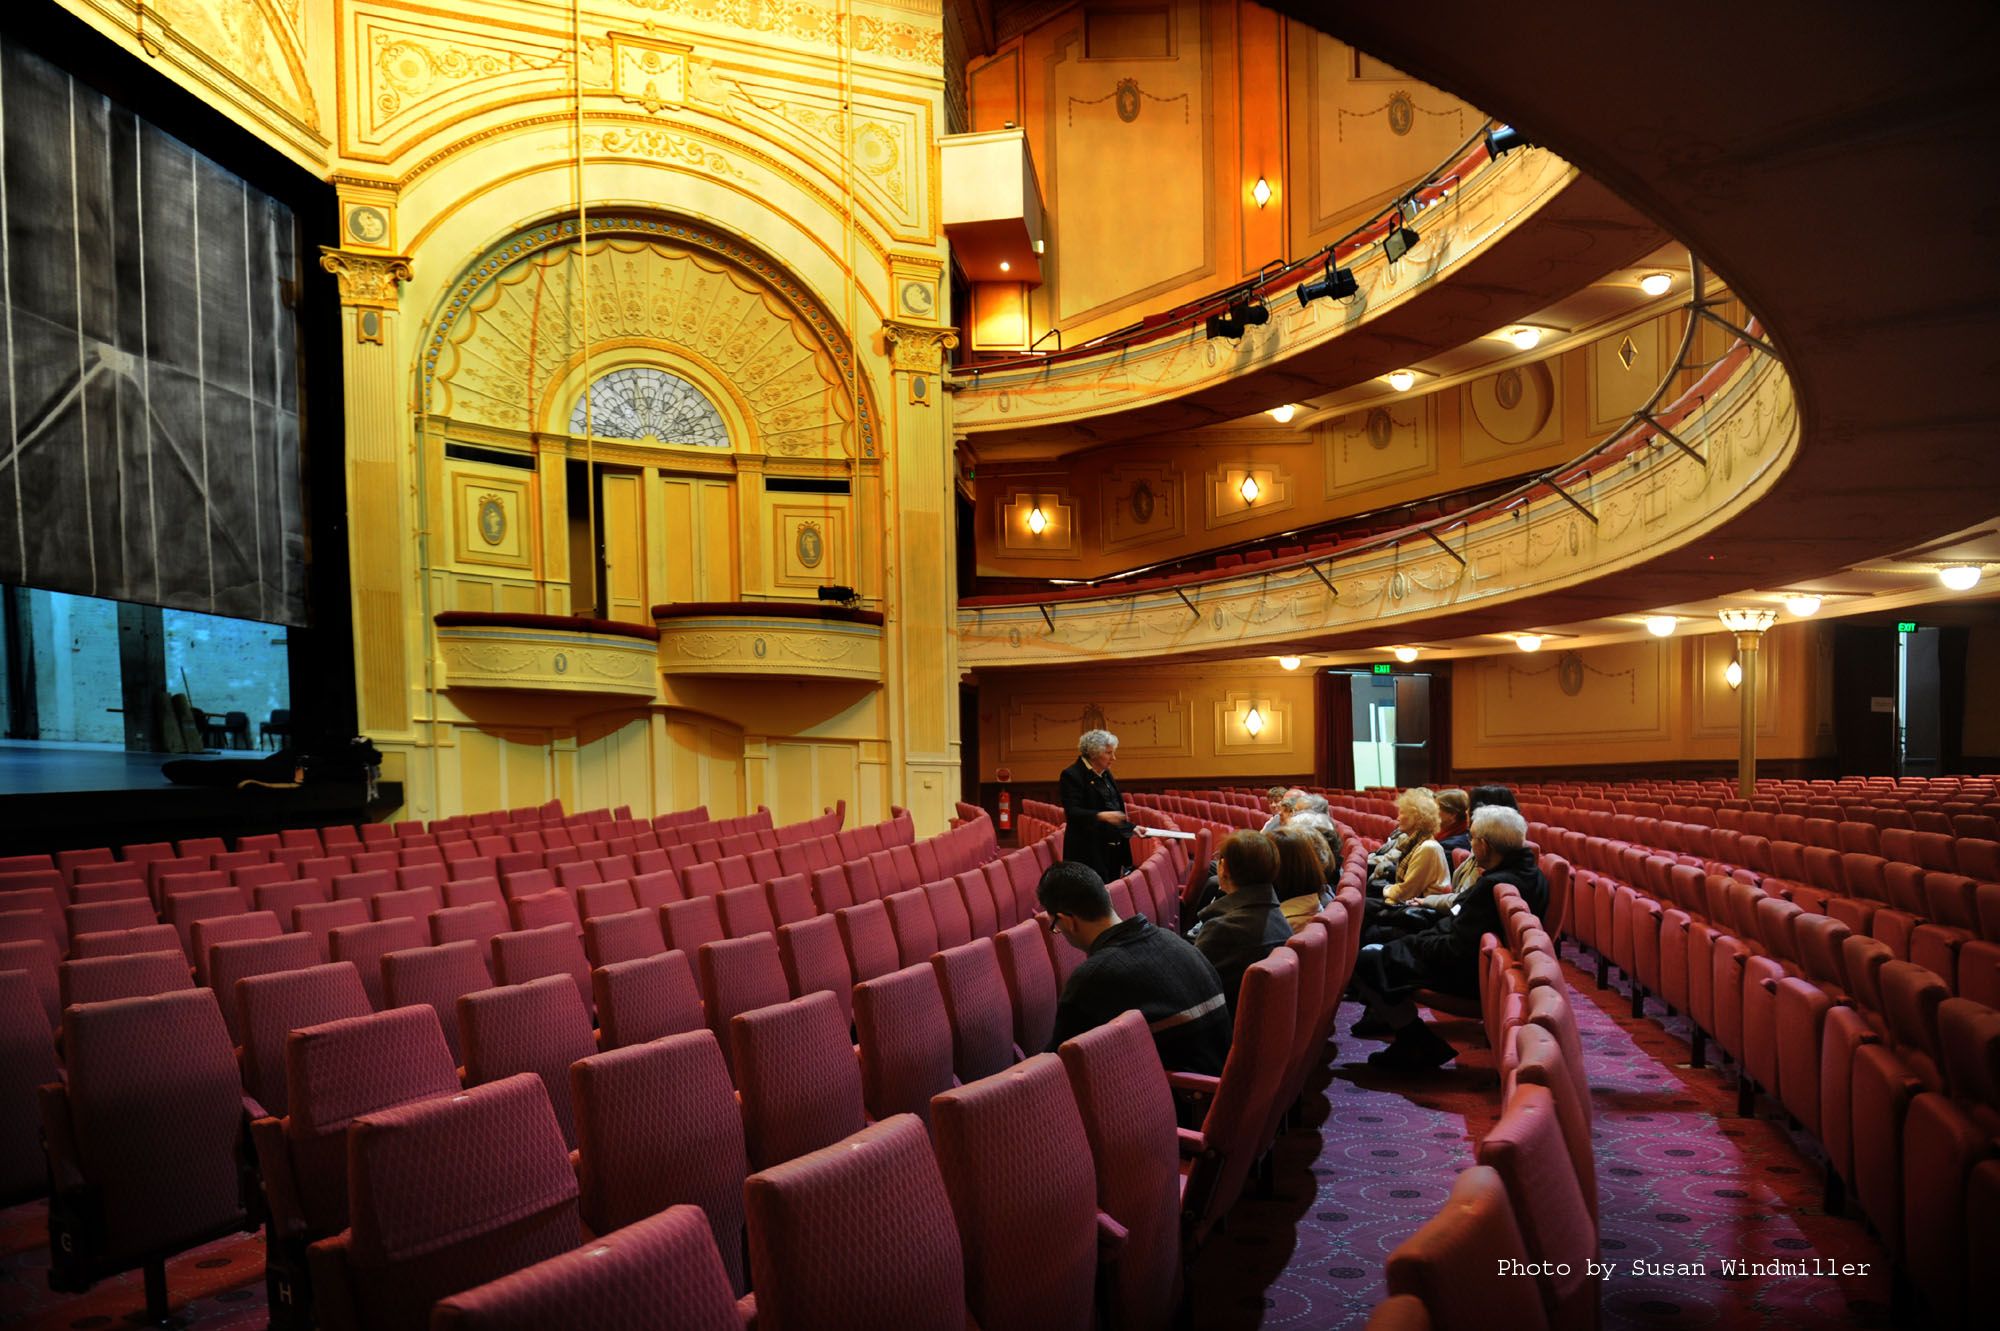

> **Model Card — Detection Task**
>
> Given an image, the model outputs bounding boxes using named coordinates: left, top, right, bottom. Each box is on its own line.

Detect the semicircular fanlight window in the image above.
left=570, top=366, right=729, bottom=448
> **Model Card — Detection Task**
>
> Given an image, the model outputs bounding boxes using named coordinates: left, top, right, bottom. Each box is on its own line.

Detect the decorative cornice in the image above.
left=882, top=321, right=960, bottom=373
left=319, top=247, right=413, bottom=309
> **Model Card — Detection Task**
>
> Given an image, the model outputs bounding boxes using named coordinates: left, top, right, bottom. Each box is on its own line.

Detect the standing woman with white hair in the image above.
left=1059, top=729, right=1134, bottom=882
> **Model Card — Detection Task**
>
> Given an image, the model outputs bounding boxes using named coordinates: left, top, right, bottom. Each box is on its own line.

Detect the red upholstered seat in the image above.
left=306, top=1073, right=583, bottom=1331
left=1902, top=998, right=2000, bottom=1324
left=1384, top=1165, right=1549, bottom=1331
left=65, top=898, right=156, bottom=939
left=42, top=990, right=251, bottom=1322
left=697, top=933, right=791, bottom=1074
left=329, top=917, right=428, bottom=1010
left=931, top=1054, right=1099, bottom=1331
left=459, top=974, right=597, bottom=1149
left=765, top=872, right=816, bottom=928
left=835, top=900, right=902, bottom=984
left=432, top=1205, right=742, bottom=1331
left=1503, top=1023, right=1596, bottom=1221
left=493, top=923, right=595, bottom=1017
left=592, top=950, right=705, bottom=1050
left=661, top=895, right=726, bottom=956
left=1178, top=947, right=1297, bottom=1246
left=923, top=880, right=975, bottom=950
left=956, top=868, right=1000, bottom=939
left=776, top=915, right=855, bottom=1027
left=236, top=962, right=374, bottom=1118
left=743, top=1115, right=971, bottom=1331
left=731, top=990, right=867, bottom=1171
left=0, top=970, right=60, bottom=1202
left=569, top=1031, right=749, bottom=1293
left=381, top=941, right=491, bottom=1064
left=442, top=876, right=506, bottom=911
left=883, top=888, right=941, bottom=968
left=251, top=1005, right=462, bottom=1326
left=932, top=937, right=1019, bottom=1083
left=1477, top=1085, right=1599, bottom=1331
left=717, top=884, right=777, bottom=939
left=854, top=962, right=959, bottom=1124
left=58, top=951, right=193, bottom=1009
left=508, top=889, right=583, bottom=937
left=583, top=907, right=666, bottom=969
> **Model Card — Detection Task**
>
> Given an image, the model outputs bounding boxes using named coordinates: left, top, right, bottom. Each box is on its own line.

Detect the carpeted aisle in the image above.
left=0, top=955, right=1893, bottom=1330
left=1190, top=955, right=1894, bottom=1330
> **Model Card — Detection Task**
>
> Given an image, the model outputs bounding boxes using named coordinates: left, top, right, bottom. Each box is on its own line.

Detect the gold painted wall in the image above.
left=975, top=307, right=1687, bottom=579
left=1451, top=623, right=1836, bottom=773
left=964, top=5, right=1481, bottom=352
left=975, top=659, right=1317, bottom=783
left=60, top=0, right=960, bottom=832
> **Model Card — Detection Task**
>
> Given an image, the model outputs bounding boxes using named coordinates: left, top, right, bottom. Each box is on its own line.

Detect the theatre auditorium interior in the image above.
left=2, top=0, right=2000, bottom=1328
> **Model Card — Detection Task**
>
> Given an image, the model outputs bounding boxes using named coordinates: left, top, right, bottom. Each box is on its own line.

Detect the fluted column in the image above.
left=1718, top=608, right=1778, bottom=799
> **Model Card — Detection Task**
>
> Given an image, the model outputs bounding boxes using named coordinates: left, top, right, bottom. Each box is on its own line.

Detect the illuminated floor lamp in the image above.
left=1717, top=608, right=1778, bottom=798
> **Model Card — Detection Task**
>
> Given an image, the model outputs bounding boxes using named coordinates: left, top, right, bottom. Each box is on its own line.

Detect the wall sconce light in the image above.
left=1243, top=706, right=1265, bottom=737
left=1938, top=564, right=1984, bottom=591
left=1644, top=615, right=1678, bottom=638
left=1026, top=506, right=1048, bottom=535
left=1394, top=646, right=1419, bottom=664
left=1725, top=658, right=1743, bottom=690
left=1784, top=594, right=1822, bottom=617
left=1278, top=655, right=1301, bottom=671
left=1267, top=404, right=1297, bottom=424
left=1251, top=177, right=1272, bottom=209
left=1239, top=475, right=1261, bottom=504
left=1639, top=272, right=1673, bottom=297
left=1515, top=634, right=1544, bottom=652
left=1387, top=369, right=1416, bottom=392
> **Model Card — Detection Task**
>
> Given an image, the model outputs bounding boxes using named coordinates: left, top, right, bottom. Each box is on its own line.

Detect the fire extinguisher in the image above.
left=996, top=767, right=1013, bottom=830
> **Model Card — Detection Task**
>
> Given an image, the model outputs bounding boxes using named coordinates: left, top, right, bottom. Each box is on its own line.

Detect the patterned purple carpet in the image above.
left=0, top=952, right=1892, bottom=1329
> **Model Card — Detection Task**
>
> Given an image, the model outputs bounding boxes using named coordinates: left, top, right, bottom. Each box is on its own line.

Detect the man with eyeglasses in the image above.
left=1038, top=861, right=1231, bottom=1076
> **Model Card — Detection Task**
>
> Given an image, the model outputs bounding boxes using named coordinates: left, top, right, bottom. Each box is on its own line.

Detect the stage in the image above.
left=0, top=741, right=402, bottom=855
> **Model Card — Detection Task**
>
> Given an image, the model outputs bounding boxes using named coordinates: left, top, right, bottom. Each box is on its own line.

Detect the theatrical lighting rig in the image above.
left=1205, top=291, right=1271, bottom=340
left=1296, top=254, right=1358, bottom=306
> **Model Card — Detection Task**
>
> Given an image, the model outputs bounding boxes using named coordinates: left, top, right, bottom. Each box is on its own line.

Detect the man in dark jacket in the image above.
left=1189, top=830, right=1293, bottom=1017
left=1350, top=804, right=1547, bottom=1071
left=1040, top=861, right=1231, bottom=1076
left=1058, top=728, right=1133, bottom=882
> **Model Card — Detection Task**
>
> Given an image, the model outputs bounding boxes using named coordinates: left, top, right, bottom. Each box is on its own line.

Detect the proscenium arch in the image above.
left=418, top=211, right=881, bottom=460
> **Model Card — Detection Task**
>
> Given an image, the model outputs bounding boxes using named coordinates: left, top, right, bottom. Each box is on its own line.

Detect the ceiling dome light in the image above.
left=1939, top=564, right=1983, bottom=591
left=1644, top=615, right=1677, bottom=638
left=1784, top=594, right=1822, bottom=617
left=1387, top=369, right=1416, bottom=392
left=1725, top=659, right=1743, bottom=690
left=1515, top=634, right=1544, bottom=652
left=998, top=260, right=1011, bottom=273
left=1026, top=506, right=1047, bottom=535
left=1640, top=272, right=1673, bottom=297
left=1251, top=177, right=1272, bottom=209
left=1267, top=404, right=1297, bottom=424
left=1239, top=475, right=1261, bottom=504
left=1278, top=655, right=1301, bottom=671
left=1394, top=646, right=1419, bottom=664
left=1718, top=607, right=1779, bottom=634
left=1508, top=326, right=1543, bottom=351
left=1243, top=706, right=1265, bottom=737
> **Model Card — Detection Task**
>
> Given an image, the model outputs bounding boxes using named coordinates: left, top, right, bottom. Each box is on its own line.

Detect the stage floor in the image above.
left=0, top=741, right=271, bottom=796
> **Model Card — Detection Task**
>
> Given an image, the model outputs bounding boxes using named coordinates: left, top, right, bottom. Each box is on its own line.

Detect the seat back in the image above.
left=583, top=907, right=667, bottom=969
left=0, top=970, right=59, bottom=1198
left=1185, top=947, right=1297, bottom=1243
left=1476, top=1084, right=1598, bottom=1328
left=854, top=962, right=958, bottom=1124
left=330, top=917, right=429, bottom=1010
left=931, top=1054, right=1097, bottom=1331
left=1384, top=1165, right=1549, bottom=1331
left=58, top=950, right=193, bottom=1010
left=493, top=923, right=595, bottom=1017
left=661, top=895, right=726, bottom=956
left=336, top=1073, right=583, bottom=1331
left=570, top=1030, right=750, bottom=1293
left=730, top=990, right=867, bottom=1171
left=237, top=961, right=373, bottom=1116
left=430, top=1205, right=741, bottom=1331
left=208, top=933, right=320, bottom=1044
left=592, top=950, right=705, bottom=1050
left=697, top=933, right=792, bottom=1072
left=743, top=1115, right=968, bottom=1331
left=1055, top=1010, right=1181, bottom=1331
left=381, top=941, right=491, bottom=1064
left=776, top=915, right=855, bottom=1027
left=994, top=919, right=1059, bottom=1056
left=459, top=974, right=598, bottom=1149
left=931, top=937, right=1018, bottom=1083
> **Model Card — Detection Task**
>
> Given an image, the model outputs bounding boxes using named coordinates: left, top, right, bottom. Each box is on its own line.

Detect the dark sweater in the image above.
left=1400, top=846, right=1548, bottom=994
left=1191, top=883, right=1293, bottom=1016
left=1047, top=915, right=1231, bottom=1076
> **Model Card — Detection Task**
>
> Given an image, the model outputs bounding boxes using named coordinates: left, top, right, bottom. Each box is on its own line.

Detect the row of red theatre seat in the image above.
left=7, top=806, right=1372, bottom=1328
left=1369, top=879, right=1601, bottom=1331
left=1548, top=826, right=2000, bottom=1326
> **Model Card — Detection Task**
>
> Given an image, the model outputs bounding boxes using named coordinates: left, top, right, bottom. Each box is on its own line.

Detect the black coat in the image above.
left=1392, top=846, right=1547, bottom=997
left=1191, top=883, right=1292, bottom=1016
left=1059, top=757, right=1132, bottom=881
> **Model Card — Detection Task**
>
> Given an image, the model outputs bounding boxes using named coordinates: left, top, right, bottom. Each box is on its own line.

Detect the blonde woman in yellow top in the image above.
left=1382, top=787, right=1449, bottom=905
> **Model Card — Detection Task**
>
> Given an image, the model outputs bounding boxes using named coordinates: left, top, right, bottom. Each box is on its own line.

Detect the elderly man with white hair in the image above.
left=1059, top=729, right=1134, bottom=882
left=1347, top=804, right=1547, bottom=1071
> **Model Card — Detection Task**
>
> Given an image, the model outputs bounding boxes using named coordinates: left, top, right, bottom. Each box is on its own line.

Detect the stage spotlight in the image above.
left=1205, top=294, right=1269, bottom=341
left=1298, top=255, right=1358, bottom=306
left=1485, top=124, right=1531, bottom=157
left=1383, top=221, right=1420, bottom=264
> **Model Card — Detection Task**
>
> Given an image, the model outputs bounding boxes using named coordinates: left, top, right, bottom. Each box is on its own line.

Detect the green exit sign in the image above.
left=1372, top=662, right=1394, bottom=675
left=1897, top=621, right=1917, bottom=633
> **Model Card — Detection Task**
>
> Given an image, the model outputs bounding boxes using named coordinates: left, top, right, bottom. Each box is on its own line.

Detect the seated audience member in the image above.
left=1040, top=862, right=1230, bottom=1076
left=1189, top=831, right=1293, bottom=1014
left=1435, top=789, right=1471, bottom=857
left=1376, top=788, right=1448, bottom=905
left=1349, top=805, right=1547, bottom=1070
left=1260, top=786, right=1294, bottom=832
left=1271, top=825, right=1335, bottom=931
left=1287, top=810, right=1344, bottom=868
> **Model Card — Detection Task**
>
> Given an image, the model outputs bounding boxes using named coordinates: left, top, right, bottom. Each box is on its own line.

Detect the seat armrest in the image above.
left=1095, top=1209, right=1130, bottom=1261
left=735, top=1292, right=757, bottom=1328
left=250, top=1116, right=306, bottom=1240
left=1176, top=1126, right=1206, bottom=1158
left=1166, top=1071, right=1220, bottom=1097
left=37, top=1082, right=84, bottom=1192
left=307, top=1233, right=359, bottom=1331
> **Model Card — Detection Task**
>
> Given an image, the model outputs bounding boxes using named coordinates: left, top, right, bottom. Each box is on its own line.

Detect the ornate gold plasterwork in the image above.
left=319, top=247, right=414, bottom=309
left=882, top=322, right=959, bottom=373
left=584, top=126, right=749, bottom=179
left=437, top=624, right=663, bottom=699
left=658, top=616, right=885, bottom=683
left=346, top=6, right=573, bottom=158
left=151, top=0, right=317, bottom=127
left=621, top=0, right=944, bottom=68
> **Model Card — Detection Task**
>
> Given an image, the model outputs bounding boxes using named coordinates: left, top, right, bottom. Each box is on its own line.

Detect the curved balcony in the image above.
left=654, top=602, right=887, bottom=683
left=951, top=133, right=1666, bottom=452
left=959, top=270, right=1796, bottom=666
left=433, top=612, right=662, bottom=699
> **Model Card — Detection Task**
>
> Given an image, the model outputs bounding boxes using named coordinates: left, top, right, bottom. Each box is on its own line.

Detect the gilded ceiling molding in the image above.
left=319, top=247, right=414, bottom=308
left=621, top=0, right=945, bottom=69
